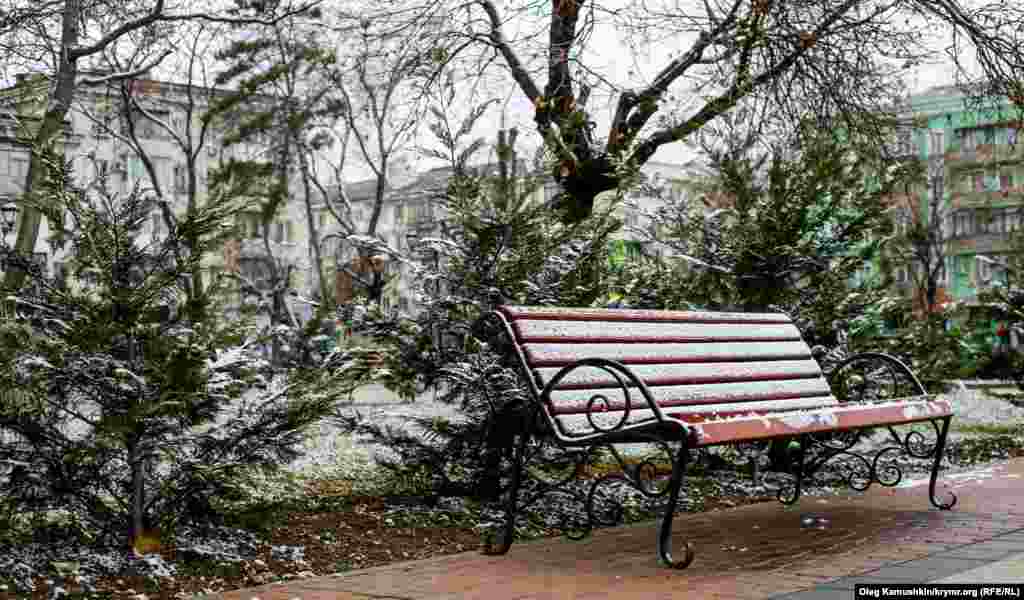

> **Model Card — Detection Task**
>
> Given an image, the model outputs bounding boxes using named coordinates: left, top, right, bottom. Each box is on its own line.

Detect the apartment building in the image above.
left=0, top=72, right=310, bottom=302
left=882, top=86, right=1024, bottom=309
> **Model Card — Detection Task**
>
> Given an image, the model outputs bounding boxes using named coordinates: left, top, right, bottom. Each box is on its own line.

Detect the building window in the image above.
left=961, top=129, right=977, bottom=153
left=1008, top=127, right=1019, bottom=146
left=127, top=157, right=146, bottom=182
left=128, top=109, right=169, bottom=140
left=270, top=221, right=294, bottom=244
left=983, top=126, right=996, bottom=146
left=171, top=114, right=185, bottom=136
left=11, top=157, right=28, bottom=180
left=978, top=258, right=991, bottom=284
left=1000, top=173, right=1013, bottom=191
left=929, top=130, right=944, bottom=155
left=990, top=210, right=1005, bottom=234
left=953, top=211, right=973, bottom=237
left=973, top=173, right=985, bottom=192
left=173, top=164, right=187, bottom=194
left=978, top=212, right=991, bottom=234
left=152, top=213, right=166, bottom=237
left=894, top=211, right=911, bottom=235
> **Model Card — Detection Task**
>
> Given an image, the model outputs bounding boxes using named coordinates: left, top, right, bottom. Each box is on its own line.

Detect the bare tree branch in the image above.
left=476, top=0, right=541, bottom=103
left=78, top=50, right=173, bottom=86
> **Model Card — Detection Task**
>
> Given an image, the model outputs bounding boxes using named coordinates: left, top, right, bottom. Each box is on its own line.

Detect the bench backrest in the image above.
left=496, top=305, right=838, bottom=439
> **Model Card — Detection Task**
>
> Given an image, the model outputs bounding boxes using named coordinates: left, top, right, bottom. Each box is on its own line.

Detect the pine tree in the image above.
left=0, top=151, right=335, bottom=554
left=320, top=100, right=620, bottom=502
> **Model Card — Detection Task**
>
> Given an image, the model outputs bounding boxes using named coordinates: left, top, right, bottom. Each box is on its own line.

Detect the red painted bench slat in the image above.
left=547, top=378, right=835, bottom=415
left=533, top=359, right=825, bottom=390
left=511, top=319, right=804, bottom=344
left=499, top=305, right=794, bottom=324
left=522, top=341, right=814, bottom=367
left=680, top=397, right=950, bottom=447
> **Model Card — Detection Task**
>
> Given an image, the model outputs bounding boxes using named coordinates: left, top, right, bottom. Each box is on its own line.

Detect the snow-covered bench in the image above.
left=478, top=305, right=957, bottom=568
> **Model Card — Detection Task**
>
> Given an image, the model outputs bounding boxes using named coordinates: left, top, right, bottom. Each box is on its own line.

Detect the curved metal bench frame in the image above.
left=476, top=310, right=956, bottom=569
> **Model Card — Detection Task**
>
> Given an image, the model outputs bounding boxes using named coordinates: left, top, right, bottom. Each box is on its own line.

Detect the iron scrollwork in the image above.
left=764, top=353, right=958, bottom=509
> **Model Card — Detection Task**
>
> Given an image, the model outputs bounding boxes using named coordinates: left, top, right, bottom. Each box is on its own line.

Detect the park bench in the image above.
left=477, top=305, right=957, bottom=569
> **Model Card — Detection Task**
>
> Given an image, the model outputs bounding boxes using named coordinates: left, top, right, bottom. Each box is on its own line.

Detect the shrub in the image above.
left=0, top=155, right=337, bottom=554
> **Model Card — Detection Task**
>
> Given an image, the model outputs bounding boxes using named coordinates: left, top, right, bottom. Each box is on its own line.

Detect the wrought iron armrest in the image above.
left=828, top=351, right=929, bottom=403
left=540, top=358, right=681, bottom=442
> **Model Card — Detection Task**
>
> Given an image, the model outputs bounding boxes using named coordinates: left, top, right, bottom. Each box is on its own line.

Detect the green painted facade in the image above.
left=891, top=87, right=1024, bottom=305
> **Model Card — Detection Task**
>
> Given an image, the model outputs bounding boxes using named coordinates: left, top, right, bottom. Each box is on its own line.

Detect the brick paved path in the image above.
left=214, top=459, right=1024, bottom=600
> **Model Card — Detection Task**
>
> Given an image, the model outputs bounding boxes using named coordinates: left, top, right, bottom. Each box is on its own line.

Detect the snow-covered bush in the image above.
left=316, top=104, right=623, bottom=502
left=0, top=156, right=337, bottom=553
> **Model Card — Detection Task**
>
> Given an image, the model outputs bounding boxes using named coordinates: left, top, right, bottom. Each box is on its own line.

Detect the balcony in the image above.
left=948, top=235, right=1014, bottom=255
left=946, top=143, right=1024, bottom=171
left=950, top=187, right=1024, bottom=208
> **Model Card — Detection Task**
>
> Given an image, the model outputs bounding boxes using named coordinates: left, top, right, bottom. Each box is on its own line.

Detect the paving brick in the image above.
left=206, top=458, right=1024, bottom=600
left=942, top=540, right=1024, bottom=559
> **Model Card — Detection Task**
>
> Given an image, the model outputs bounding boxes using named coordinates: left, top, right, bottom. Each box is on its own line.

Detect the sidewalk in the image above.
left=214, top=458, right=1024, bottom=600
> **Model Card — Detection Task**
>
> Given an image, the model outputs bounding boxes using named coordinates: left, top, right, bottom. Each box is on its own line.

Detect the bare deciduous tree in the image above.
left=446, top=0, right=1024, bottom=224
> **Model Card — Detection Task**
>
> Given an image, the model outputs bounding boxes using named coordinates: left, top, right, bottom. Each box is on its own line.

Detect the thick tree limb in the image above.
left=70, top=0, right=166, bottom=59
left=79, top=50, right=173, bottom=86
left=476, top=0, right=541, bottom=103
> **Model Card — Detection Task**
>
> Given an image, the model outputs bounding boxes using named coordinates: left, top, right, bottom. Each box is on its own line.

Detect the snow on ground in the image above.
left=298, top=383, right=1024, bottom=476
left=944, top=385, right=1024, bottom=425
left=290, top=383, right=461, bottom=477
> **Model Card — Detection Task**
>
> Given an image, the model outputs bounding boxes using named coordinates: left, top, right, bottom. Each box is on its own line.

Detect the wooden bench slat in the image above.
left=553, top=396, right=949, bottom=443
left=522, top=341, right=813, bottom=367
left=512, top=320, right=804, bottom=344
left=547, top=378, right=836, bottom=415
left=533, top=359, right=825, bottom=391
left=680, top=397, right=952, bottom=447
left=554, top=396, right=843, bottom=437
left=500, top=305, right=794, bottom=324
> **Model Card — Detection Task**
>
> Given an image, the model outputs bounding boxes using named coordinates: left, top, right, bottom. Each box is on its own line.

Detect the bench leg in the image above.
left=657, top=444, right=696, bottom=569
left=778, top=436, right=807, bottom=505
left=481, top=432, right=529, bottom=556
left=928, top=416, right=957, bottom=510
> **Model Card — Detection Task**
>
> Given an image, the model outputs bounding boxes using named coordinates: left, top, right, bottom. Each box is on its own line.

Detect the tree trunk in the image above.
left=186, top=153, right=206, bottom=322
left=127, top=440, right=146, bottom=550
left=2, top=0, right=81, bottom=294
left=297, top=145, right=329, bottom=304
left=553, top=154, right=619, bottom=224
